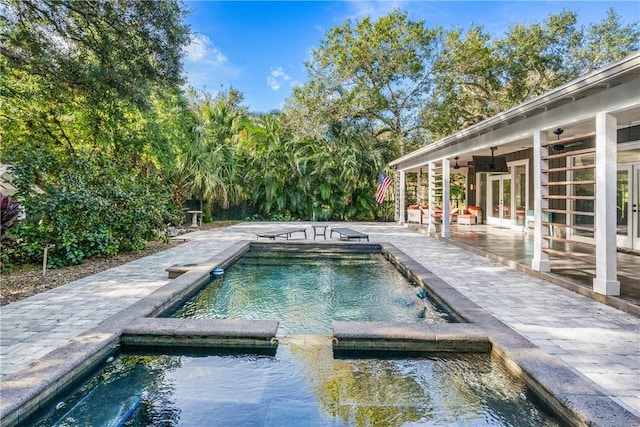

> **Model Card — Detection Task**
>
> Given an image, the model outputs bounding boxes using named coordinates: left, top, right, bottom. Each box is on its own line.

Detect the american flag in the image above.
left=375, top=172, right=393, bottom=203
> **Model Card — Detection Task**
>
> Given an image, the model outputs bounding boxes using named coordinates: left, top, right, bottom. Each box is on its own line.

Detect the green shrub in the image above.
left=4, top=158, right=180, bottom=268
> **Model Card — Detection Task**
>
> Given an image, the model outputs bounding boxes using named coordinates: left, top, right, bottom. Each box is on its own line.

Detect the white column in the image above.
left=474, top=172, right=480, bottom=206
left=532, top=130, right=551, bottom=271
left=593, top=113, right=620, bottom=295
left=393, top=171, right=400, bottom=222
left=416, top=169, right=422, bottom=205
left=399, top=170, right=406, bottom=223
left=427, top=162, right=436, bottom=235
left=442, top=158, right=451, bottom=238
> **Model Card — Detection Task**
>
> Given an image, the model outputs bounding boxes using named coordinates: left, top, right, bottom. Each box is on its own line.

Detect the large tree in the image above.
left=569, top=8, right=640, bottom=75
left=0, top=0, right=193, bottom=267
left=287, top=9, right=440, bottom=155
left=1, top=0, right=191, bottom=160
left=423, top=9, right=639, bottom=139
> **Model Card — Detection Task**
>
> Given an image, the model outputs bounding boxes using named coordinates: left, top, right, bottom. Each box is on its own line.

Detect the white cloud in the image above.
left=183, top=53, right=241, bottom=94
left=267, top=66, right=292, bottom=91
left=182, top=33, right=241, bottom=92
left=184, top=34, right=227, bottom=65
left=345, top=0, right=408, bottom=20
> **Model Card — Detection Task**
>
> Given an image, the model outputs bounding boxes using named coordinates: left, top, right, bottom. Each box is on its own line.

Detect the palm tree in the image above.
left=314, top=121, right=391, bottom=220
left=177, top=89, right=246, bottom=216
left=244, top=113, right=296, bottom=216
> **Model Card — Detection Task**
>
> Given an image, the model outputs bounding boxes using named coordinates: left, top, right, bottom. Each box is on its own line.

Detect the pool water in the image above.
left=167, top=252, right=455, bottom=334
left=33, top=337, right=560, bottom=426
left=29, top=250, right=563, bottom=426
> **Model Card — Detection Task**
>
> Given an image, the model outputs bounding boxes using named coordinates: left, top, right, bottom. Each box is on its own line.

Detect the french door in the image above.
left=487, top=174, right=512, bottom=227
left=617, top=163, right=640, bottom=250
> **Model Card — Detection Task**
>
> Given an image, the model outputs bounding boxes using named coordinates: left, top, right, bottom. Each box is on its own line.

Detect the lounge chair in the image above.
left=256, top=228, right=307, bottom=240
left=330, top=227, right=369, bottom=241
left=458, top=206, right=482, bottom=225
left=433, top=207, right=458, bottom=223
left=407, top=205, right=421, bottom=223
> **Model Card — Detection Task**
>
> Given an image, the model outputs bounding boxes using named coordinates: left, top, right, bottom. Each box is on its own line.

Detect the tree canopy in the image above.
left=422, top=8, right=638, bottom=138
left=1, top=0, right=191, bottom=163
left=288, top=8, right=638, bottom=143
left=287, top=9, right=440, bottom=155
left=2, top=0, right=189, bottom=104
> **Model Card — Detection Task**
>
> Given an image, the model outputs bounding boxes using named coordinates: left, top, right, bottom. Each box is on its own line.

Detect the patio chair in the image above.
left=433, top=207, right=459, bottom=223
left=407, top=205, right=421, bottom=223
left=458, top=206, right=482, bottom=225
left=256, top=228, right=307, bottom=240
left=330, top=227, right=369, bottom=241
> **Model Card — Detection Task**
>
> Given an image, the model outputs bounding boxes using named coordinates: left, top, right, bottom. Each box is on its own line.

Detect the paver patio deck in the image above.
left=1, top=222, right=638, bottom=419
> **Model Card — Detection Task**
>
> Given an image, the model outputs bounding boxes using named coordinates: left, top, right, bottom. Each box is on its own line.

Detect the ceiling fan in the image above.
left=551, top=127, right=582, bottom=151
left=553, top=128, right=564, bottom=139
left=551, top=141, right=583, bottom=151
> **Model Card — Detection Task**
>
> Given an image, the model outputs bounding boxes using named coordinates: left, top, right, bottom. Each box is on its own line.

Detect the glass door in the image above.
left=617, top=163, right=640, bottom=250
left=513, top=163, right=528, bottom=227
left=487, top=174, right=511, bottom=226
left=636, top=166, right=640, bottom=250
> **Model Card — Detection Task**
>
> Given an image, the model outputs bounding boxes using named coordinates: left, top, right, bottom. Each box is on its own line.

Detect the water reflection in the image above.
left=286, top=337, right=559, bottom=427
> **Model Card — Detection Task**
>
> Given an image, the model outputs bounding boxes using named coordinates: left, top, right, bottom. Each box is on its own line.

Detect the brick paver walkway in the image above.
left=1, top=222, right=638, bottom=417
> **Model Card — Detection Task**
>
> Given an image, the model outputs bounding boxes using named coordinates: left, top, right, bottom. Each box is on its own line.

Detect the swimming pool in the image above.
left=31, top=337, right=561, bottom=426
left=165, top=251, right=456, bottom=334
left=7, top=240, right=618, bottom=427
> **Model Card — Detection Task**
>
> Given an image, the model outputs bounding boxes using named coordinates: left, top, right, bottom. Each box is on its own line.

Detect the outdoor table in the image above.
left=187, top=210, right=202, bottom=227
left=312, top=225, right=328, bottom=240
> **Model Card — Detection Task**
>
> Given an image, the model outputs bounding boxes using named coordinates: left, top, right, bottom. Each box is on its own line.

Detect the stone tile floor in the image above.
left=1, top=222, right=638, bottom=417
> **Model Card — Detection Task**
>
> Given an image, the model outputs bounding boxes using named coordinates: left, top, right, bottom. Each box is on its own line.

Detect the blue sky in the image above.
left=182, top=1, right=639, bottom=113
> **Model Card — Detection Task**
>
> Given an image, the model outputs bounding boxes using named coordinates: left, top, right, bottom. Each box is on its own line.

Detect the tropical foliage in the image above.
left=0, top=195, right=21, bottom=239
left=177, top=88, right=247, bottom=208
left=244, top=117, right=392, bottom=220
left=1, top=2, right=637, bottom=269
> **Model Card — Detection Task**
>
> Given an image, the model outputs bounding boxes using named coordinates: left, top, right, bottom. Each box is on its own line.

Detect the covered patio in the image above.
left=408, top=223, right=640, bottom=315
left=390, top=53, right=640, bottom=299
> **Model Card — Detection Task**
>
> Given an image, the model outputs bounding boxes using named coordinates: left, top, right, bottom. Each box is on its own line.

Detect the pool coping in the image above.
left=121, top=318, right=279, bottom=350
left=0, top=241, right=251, bottom=426
left=332, top=322, right=491, bottom=352
left=1, top=240, right=637, bottom=426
